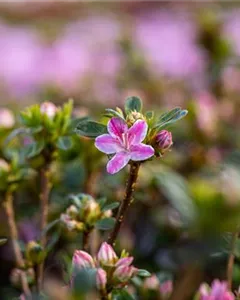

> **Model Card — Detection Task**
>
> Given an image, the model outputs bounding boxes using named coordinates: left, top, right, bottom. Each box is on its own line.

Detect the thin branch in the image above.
left=108, top=162, right=140, bottom=246
left=37, top=165, right=51, bottom=292
left=3, top=191, right=31, bottom=298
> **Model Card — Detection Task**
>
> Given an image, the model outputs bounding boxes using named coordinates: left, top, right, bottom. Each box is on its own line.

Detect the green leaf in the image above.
left=102, top=202, right=120, bottom=211
left=125, top=96, right=142, bottom=113
left=112, top=289, right=135, bottom=300
left=41, top=219, right=60, bottom=238
left=95, top=218, right=116, bottom=230
left=97, top=197, right=107, bottom=208
left=72, top=268, right=97, bottom=295
left=56, top=136, right=72, bottom=150
left=25, top=140, right=45, bottom=159
left=158, top=107, right=181, bottom=123
left=136, top=269, right=151, bottom=277
left=145, top=111, right=154, bottom=120
left=0, top=238, right=7, bottom=246
left=154, top=109, right=188, bottom=130
left=105, top=109, right=125, bottom=120
left=5, top=128, right=29, bottom=145
left=75, top=120, right=107, bottom=138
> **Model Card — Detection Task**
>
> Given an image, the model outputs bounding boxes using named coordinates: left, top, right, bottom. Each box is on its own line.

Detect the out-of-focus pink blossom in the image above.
left=40, top=102, right=58, bottom=118
left=143, top=274, right=160, bottom=290
left=160, top=280, right=173, bottom=297
left=134, top=11, right=206, bottom=79
left=198, top=280, right=234, bottom=300
left=195, top=91, right=218, bottom=137
left=0, top=108, right=15, bottom=128
left=96, top=268, right=107, bottom=290
left=115, top=257, right=134, bottom=268
left=97, top=242, right=118, bottom=266
left=223, top=10, right=240, bottom=56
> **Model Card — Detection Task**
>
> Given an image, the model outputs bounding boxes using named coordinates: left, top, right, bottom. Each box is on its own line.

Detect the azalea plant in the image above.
left=1, top=96, right=240, bottom=300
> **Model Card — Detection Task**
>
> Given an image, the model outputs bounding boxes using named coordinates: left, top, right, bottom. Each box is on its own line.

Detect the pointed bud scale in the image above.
left=113, top=265, right=136, bottom=282
left=40, top=102, right=58, bottom=118
left=155, top=130, right=172, bottom=152
left=115, top=257, right=134, bottom=268
left=72, top=250, right=95, bottom=270
left=97, top=242, right=117, bottom=266
left=96, top=268, right=107, bottom=290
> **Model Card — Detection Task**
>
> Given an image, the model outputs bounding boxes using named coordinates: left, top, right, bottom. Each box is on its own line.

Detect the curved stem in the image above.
left=108, top=162, right=140, bottom=246
left=227, top=230, right=238, bottom=290
left=3, top=191, right=31, bottom=298
left=37, top=165, right=51, bottom=292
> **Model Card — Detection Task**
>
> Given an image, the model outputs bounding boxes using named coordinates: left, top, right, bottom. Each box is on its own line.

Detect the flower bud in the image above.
left=96, top=268, right=107, bottom=290
left=60, top=214, right=83, bottom=231
left=0, top=108, right=15, bottom=128
left=126, top=111, right=145, bottom=126
left=143, top=275, right=160, bottom=290
left=84, top=200, right=101, bottom=224
left=0, top=159, right=10, bottom=172
left=103, top=209, right=112, bottom=218
left=155, top=130, right=172, bottom=153
left=113, top=265, right=136, bottom=282
left=160, top=280, right=173, bottom=297
left=115, top=257, right=133, bottom=268
left=26, top=240, right=44, bottom=264
left=66, top=205, right=79, bottom=218
left=72, top=250, right=95, bottom=270
left=40, top=102, right=58, bottom=118
left=97, top=242, right=117, bottom=266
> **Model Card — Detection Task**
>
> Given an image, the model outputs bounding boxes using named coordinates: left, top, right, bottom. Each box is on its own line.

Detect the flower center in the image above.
left=121, top=133, right=130, bottom=150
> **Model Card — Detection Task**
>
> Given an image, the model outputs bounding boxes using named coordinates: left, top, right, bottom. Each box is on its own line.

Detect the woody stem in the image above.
left=108, top=162, right=141, bottom=246
left=3, top=191, right=31, bottom=298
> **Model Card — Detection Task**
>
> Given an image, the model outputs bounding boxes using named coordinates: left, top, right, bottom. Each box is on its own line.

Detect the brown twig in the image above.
left=108, top=162, right=140, bottom=246
left=37, top=165, right=51, bottom=292
left=227, top=230, right=238, bottom=290
left=83, top=230, right=91, bottom=251
left=3, top=191, right=31, bottom=298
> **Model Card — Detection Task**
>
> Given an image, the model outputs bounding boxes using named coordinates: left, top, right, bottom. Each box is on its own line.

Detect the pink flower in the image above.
left=199, top=280, right=234, bottom=300
left=96, top=268, right=107, bottom=290
left=160, top=280, right=173, bottom=297
left=115, top=257, right=134, bottom=268
left=72, top=250, right=95, bottom=270
left=155, top=130, right=172, bottom=152
left=40, top=102, right=58, bottom=118
left=95, top=118, right=154, bottom=174
left=97, top=242, right=117, bottom=266
left=113, top=265, right=137, bottom=282
left=143, top=274, right=160, bottom=290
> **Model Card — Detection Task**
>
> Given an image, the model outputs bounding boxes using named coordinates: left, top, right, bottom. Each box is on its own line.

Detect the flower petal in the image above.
left=130, top=144, right=154, bottom=161
left=128, top=120, right=148, bottom=145
left=107, top=152, right=130, bottom=174
left=95, top=134, right=122, bottom=154
left=108, top=117, right=128, bottom=138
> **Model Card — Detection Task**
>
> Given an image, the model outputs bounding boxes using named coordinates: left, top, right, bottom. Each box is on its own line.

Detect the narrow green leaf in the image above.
left=105, top=109, right=125, bottom=120
left=97, top=197, right=107, bottom=208
left=137, top=269, right=151, bottom=277
left=158, top=107, right=181, bottom=122
left=154, top=109, right=188, bottom=130
left=102, top=202, right=120, bottom=211
left=125, top=96, right=142, bottom=113
left=25, top=140, right=45, bottom=159
left=41, top=219, right=60, bottom=238
left=145, top=111, right=154, bottom=120
left=95, top=218, right=116, bottom=230
left=0, top=238, right=7, bottom=246
left=75, top=120, right=107, bottom=138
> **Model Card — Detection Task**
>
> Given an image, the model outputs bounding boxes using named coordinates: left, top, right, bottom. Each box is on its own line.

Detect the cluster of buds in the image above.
left=72, top=242, right=140, bottom=295
left=197, top=280, right=234, bottom=300
left=60, top=194, right=112, bottom=232
left=142, top=275, right=173, bottom=299
left=10, top=267, right=35, bottom=288
left=126, top=110, right=146, bottom=126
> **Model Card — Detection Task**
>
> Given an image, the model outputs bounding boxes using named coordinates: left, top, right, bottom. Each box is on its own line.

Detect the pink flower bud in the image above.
left=113, top=265, right=136, bottom=282
left=143, top=275, right=160, bottom=290
left=40, top=102, right=58, bottom=118
left=160, top=281, right=173, bottom=297
left=72, top=250, right=95, bottom=270
left=115, top=257, right=134, bottom=268
left=96, top=268, right=107, bottom=290
left=155, top=130, right=172, bottom=152
left=97, top=242, right=117, bottom=266
left=0, top=108, right=15, bottom=128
